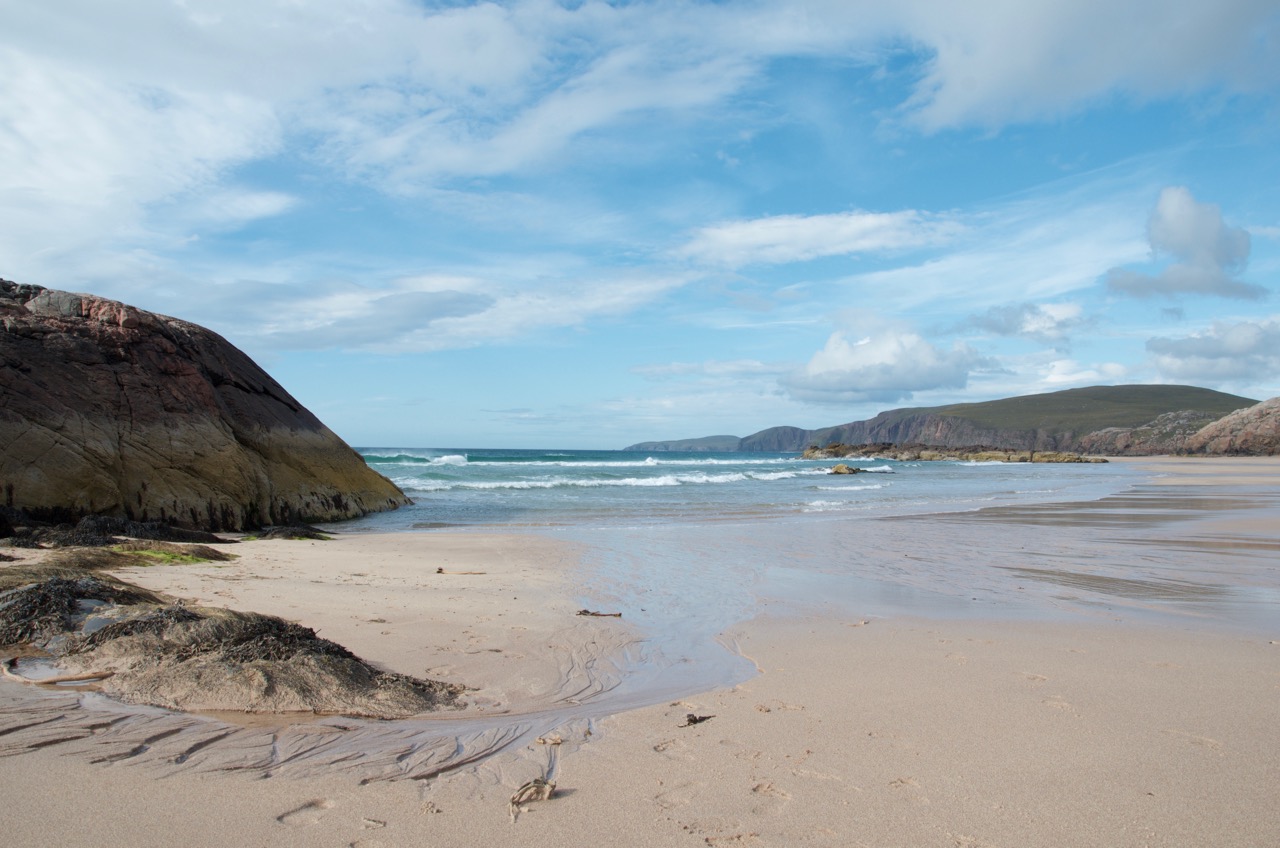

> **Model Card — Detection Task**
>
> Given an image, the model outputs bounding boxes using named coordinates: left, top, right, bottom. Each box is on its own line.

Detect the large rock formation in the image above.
left=1, top=279, right=409, bottom=530
left=1183, top=397, right=1280, bottom=455
left=1076, top=409, right=1227, bottom=456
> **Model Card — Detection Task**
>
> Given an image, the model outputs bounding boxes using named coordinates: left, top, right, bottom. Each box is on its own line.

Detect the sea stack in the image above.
left=0, top=279, right=409, bottom=530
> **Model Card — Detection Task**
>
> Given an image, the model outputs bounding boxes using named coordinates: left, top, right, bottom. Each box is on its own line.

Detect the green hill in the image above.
left=856, top=385, right=1254, bottom=437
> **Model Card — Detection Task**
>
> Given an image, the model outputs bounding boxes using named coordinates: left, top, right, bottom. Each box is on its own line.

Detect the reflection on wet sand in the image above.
left=938, top=488, right=1274, bottom=527
left=998, top=566, right=1232, bottom=602
left=890, top=473, right=1280, bottom=627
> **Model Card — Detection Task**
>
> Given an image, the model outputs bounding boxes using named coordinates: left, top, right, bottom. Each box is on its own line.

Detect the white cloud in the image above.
left=1040, top=359, right=1128, bottom=385
left=679, top=210, right=963, bottom=267
left=895, top=0, right=1280, bottom=131
left=0, top=46, right=280, bottom=276
left=968, top=301, right=1089, bottom=343
left=1147, top=318, right=1280, bottom=382
left=784, top=329, right=985, bottom=404
left=1105, top=186, right=1267, bottom=299
left=3, top=0, right=1277, bottom=396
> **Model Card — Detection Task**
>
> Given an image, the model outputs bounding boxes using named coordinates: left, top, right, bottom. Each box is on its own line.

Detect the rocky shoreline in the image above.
left=805, top=443, right=1108, bottom=464
left=0, top=523, right=461, bottom=719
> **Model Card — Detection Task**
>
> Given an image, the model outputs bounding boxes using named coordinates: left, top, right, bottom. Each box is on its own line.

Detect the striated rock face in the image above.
left=1183, top=397, right=1280, bottom=455
left=1, top=279, right=409, bottom=530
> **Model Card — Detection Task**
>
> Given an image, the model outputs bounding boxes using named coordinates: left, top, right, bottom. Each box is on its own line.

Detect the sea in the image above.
left=336, top=448, right=1256, bottom=700
left=348, top=447, right=1133, bottom=530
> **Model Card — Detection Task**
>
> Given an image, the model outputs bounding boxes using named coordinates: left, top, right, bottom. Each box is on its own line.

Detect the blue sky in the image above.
left=3, top=1, right=1278, bottom=448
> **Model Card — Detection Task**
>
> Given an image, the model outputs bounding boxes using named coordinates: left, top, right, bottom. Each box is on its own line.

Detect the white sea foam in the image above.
left=802, top=500, right=874, bottom=512
left=463, top=457, right=793, bottom=469
left=400, top=468, right=828, bottom=492
left=814, top=484, right=885, bottom=491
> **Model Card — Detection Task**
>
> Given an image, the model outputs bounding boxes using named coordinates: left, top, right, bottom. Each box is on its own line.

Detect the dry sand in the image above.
left=1, top=459, right=1278, bottom=847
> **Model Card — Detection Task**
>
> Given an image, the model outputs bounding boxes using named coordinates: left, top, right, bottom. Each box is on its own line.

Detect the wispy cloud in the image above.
left=234, top=270, right=693, bottom=354
left=678, top=210, right=963, bottom=268
left=825, top=191, right=1149, bottom=311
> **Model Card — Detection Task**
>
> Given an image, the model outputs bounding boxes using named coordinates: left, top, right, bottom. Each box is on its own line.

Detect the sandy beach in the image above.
left=2, top=458, right=1278, bottom=847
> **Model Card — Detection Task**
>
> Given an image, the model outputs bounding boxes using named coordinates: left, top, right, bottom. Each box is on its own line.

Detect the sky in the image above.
left=3, top=1, right=1279, bottom=448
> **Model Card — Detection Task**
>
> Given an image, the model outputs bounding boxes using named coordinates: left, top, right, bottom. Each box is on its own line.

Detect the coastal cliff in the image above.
left=735, top=386, right=1258, bottom=454
left=0, top=279, right=409, bottom=530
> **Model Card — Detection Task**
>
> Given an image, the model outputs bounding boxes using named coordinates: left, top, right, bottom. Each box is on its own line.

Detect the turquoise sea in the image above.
left=349, top=448, right=1135, bottom=530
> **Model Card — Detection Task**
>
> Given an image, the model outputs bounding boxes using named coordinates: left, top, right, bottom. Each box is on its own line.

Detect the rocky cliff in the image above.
left=1183, top=397, right=1280, bottom=455
left=1, top=279, right=409, bottom=530
left=740, top=411, right=1081, bottom=453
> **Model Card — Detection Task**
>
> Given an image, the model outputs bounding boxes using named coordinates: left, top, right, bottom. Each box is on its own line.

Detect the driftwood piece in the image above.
left=575, top=609, right=622, bottom=618
left=2, top=656, right=115, bottom=686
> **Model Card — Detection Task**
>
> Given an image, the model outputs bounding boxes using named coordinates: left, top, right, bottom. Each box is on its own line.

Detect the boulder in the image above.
left=1, top=279, right=409, bottom=530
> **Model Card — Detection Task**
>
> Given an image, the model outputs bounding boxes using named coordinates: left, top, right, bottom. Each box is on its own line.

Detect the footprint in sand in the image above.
left=1020, top=672, right=1048, bottom=683
left=1162, top=729, right=1223, bottom=751
left=749, top=781, right=792, bottom=816
left=751, top=781, right=791, bottom=800
left=655, top=782, right=703, bottom=810
left=1042, top=697, right=1077, bottom=714
left=277, top=799, right=335, bottom=826
left=653, top=738, right=694, bottom=761
left=680, top=817, right=756, bottom=845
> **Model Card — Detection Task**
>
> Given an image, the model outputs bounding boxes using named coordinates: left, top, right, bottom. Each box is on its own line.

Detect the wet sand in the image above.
left=1, top=458, right=1278, bottom=846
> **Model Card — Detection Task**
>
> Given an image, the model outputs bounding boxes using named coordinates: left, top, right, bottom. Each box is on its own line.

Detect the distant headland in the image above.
left=625, top=385, right=1278, bottom=456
